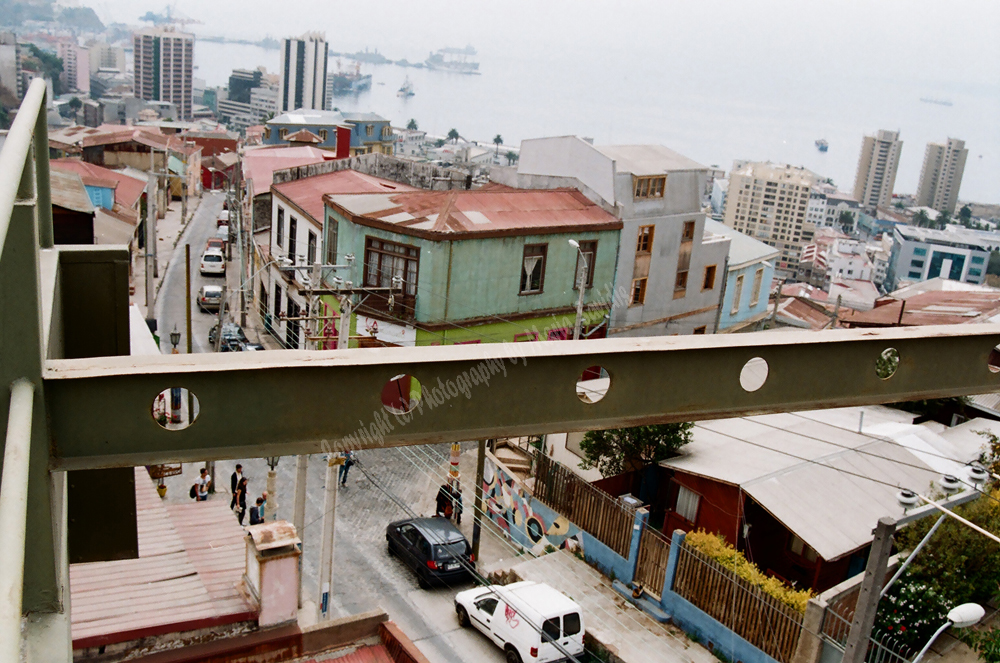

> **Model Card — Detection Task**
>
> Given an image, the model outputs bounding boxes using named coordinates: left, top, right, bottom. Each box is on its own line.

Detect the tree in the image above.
left=937, top=210, right=951, bottom=229
left=960, top=204, right=973, bottom=222
left=894, top=201, right=906, bottom=210
left=447, top=128, right=460, bottom=143
left=434, top=138, right=446, bottom=148
left=24, top=44, right=64, bottom=96
left=987, top=251, right=1000, bottom=277
left=505, top=150, right=518, bottom=166
left=406, top=118, right=418, bottom=131
left=68, top=96, right=82, bottom=111
left=913, top=209, right=931, bottom=228
left=493, top=133, right=503, bottom=157
left=578, top=423, right=693, bottom=476
left=838, top=210, right=855, bottom=235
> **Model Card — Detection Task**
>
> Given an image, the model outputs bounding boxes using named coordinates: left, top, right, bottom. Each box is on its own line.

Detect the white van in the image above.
left=454, top=581, right=584, bottom=663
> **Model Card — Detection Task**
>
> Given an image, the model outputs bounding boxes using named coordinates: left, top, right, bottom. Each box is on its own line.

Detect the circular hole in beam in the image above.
left=577, top=365, right=610, bottom=404
left=876, top=347, right=900, bottom=380
left=740, top=357, right=768, bottom=393
left=381, top=374, right=422, bottom=415
left=152, top=387, right=200, bottom=431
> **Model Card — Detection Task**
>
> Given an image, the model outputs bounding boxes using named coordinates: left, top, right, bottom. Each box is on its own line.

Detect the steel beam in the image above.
left=43, top=324, right=1000, bottom=470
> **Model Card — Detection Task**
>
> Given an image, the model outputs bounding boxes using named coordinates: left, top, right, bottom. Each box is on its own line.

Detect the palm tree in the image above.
left=406, top=118, right=418, bottom=131
left=505, top=150, right=518, bottom=166
left=447, top=128, right=460, bottom=144
left=913, top=210, right=930, bottom=228
left=493, top=134, right=503, bottom=157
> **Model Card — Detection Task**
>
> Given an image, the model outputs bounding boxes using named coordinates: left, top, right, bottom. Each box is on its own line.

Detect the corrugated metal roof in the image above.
left=50, top=169, right=95, bottom=213
left=51, top=159, right=147, bottom=210
left=242, top=145, right=333, bottom=195
left=660, top=407, right=974, bottom=561
left=273, top=170, right=416, bottom=225
left=326, top=188, right=622, bottom=239
left=841, top=290, right=1000, bottom=327
left=704, top=219, right=778, bottom=268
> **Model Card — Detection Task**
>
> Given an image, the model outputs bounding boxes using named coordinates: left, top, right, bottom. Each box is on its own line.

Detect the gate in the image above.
left=634, top=525, right=671, bottom=598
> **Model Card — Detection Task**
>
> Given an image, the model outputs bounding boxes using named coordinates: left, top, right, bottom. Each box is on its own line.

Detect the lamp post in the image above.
left=568, top=239, right=587, bottom=341
left=169, top=325, right=180, bottom=354
left=912, top=603, right=985, bottom=663
left=265, top=456, right=279, bottom=522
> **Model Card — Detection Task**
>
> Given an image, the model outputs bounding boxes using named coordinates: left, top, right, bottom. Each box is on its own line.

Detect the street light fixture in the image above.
left=912, top=602, right=985, bottom=663
left=169, top=325, right=180, bottom=352
left=568, top=239, right=587, bottom=341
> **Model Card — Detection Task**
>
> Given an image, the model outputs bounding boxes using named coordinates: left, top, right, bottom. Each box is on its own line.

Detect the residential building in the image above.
left=250, top=85, right=278, bottom=120
left=852, top=129, right=902, bottom=212
left=394, top=127, right=427, bottom=157
left=703, top=219, right=778, bottom=332
left=722, top=161, right=815, bottom=277
left=915, top=137, right=968, bottom=214
left=826, top=238, right=874, bottom=283
left=278, top=33, right=328, bottom=114
left=0, top=32, right=21, bottom=101
left=49, top=169, right=96, bottom=244
left=264, top=109, right=393, bottom=156
left=50, top=158, right=145, bottom=246
left=709, top=177, right=727, bottom=217
left=228, top=68, right=262, bottom=104
left=497, top=137, right=731, bottom=336
left=241, top=144, right=335, bottom=230
left=885, top=225, right=992, bottom=290
left=133, top=27, right=194, bottom=120
left=216, top=98, right=256, bottom=130
left=57, top=41, right=89, bottom=94
left=87, top=42, right=126, bottom=74
left=313, top=188, right=622, bottom=348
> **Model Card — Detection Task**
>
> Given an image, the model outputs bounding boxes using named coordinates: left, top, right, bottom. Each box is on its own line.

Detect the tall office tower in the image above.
left=133, top=27, right=194, bottom=120
left=723, top=161, right=816, bottom=275
left=278, top=32, right=327, bottom=113
left=228, top=68, right=262, bottom=105
left=852, top=129, right=903, bottom=212
left=915, top=138, right=968, bottom=215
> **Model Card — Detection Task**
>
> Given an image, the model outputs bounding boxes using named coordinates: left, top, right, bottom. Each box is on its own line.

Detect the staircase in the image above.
left=492, top=437, right=534, bottom=481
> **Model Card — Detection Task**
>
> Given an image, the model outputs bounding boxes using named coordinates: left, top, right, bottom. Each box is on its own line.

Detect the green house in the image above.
left=322, top=188, right=622, bottom=346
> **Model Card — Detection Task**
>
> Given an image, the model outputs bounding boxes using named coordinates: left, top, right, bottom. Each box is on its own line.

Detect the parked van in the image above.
left=454, top=581, right=584, bottom=663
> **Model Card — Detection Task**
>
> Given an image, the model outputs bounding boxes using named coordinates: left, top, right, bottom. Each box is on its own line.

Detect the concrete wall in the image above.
left=719, top=259, right=774, bottom=331
left=272, top=152, right=470, bottom=191
left=517, top=136, right=617, bottom=206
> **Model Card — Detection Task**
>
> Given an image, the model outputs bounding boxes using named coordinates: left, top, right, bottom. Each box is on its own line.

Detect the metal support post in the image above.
left=337, top=294, right=351, bottom=350
left=572, top=260, right=587, bottom=341
left=149, top=150, right=158, bottom=279
left=214, top=287, right=227, bottom=353
left=293, top=454, right=308, bottom=608
left=0, top=379, right=34, bottom=663
left=144, top=174, right=156, bottom=318
left=33, top=99, right=52, bottom=249
left=881, top=514, right=946, bottom=598
left=843, top=517, right=896, bottom=663
left=185, top=244, right=193, bottom=355
left=472, top=438, right=487, bottom=561
left=318, top=455, right=340, bottom=621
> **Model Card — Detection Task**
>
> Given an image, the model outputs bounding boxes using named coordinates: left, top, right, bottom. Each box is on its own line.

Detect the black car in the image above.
left=386, top=517, right=475, bottom=588
left=208, top=322, right=248, bottom=352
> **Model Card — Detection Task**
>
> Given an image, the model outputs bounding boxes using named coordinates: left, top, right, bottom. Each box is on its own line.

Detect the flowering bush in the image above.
left=875, top=577, right=949, bottom=649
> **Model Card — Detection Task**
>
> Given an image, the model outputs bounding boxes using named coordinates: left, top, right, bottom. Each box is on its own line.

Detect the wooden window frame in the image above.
left=693, top=326, right=707, bottom=335
left=318, top=129, right=328, bottom=142
left=630, top=277, right=647, bottom=306
left=682, top=220, right=696, bottom=241
left=519, top=244, right=547, bottom=295
left=731, top=274, right=744, bottom=315
left=275, top=207, right=284, bottom=248
left=702, top=264, right=717, bottom=291
left=279, top=128, right=288, bottom=139
left=636, top=225, right=654, bottom=254
left=363, top=236, right=420, bottom=296
left=674, top=270, right=688, bottom=295
left=633, top=175, right=666, bottom=199
left=750, top=268, right=764, bottom=306
left=366, top=124, right=374, bottom=137
left=307, top=230, right=317, bottom=266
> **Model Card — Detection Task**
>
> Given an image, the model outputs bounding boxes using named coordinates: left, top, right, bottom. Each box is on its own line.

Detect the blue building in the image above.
left=886, top=225, right=995, bottom=291
left=263, top=109, right=393, bottom=156
left=705, top=220, right=779, bottom=332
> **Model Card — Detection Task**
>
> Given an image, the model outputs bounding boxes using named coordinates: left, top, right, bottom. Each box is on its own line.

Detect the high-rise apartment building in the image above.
left=852, top=129, right=902, bottom=212
left=88, top=42, right=126, bottom=74
left=0, top=32, right=21, bottom=101
left=57, top=42, right=89, bottom=94
left=133, top=27, right=194, bottom=120
left=278, top=33, right=327, bottom=113
left=722, top=162, right=816, bottom=275
left=915, top=137, right=968, bottom=215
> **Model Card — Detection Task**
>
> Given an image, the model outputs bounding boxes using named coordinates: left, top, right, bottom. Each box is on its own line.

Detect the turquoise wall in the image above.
left=718, top=261, right=774, bottom=330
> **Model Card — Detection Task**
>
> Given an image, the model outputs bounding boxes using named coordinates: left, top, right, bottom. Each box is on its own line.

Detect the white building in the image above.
left=393, top=127, right=426, bottom=157
left=278, top=33, right=327, bottom=114
left=57, top=42, right=89, bottom=94
left=915, top=137, right=968, bottom=215
left=852, top=129, right=902, bottom=212
left=710, top=177, right=727, bottom=217
left=827, top=238, right=874, bottom=283
left=250, top=86, right=278, bottom=119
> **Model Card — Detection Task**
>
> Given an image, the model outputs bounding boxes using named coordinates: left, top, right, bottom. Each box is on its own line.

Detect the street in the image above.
left=153, top=195, right=504, bottom=663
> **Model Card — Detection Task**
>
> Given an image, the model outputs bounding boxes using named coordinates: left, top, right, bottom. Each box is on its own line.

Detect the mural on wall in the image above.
left=482, top=456, right=583, bottom=556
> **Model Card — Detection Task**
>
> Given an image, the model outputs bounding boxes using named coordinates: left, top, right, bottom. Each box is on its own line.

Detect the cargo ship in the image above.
left=425, top=46, right=479, bottom=74
left=815, top=139, right=829, bottom=152
left=330, top=61, right=372, bottom=95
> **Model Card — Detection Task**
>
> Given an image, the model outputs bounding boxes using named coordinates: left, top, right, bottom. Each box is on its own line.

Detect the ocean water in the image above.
left=97, top=0, right=999, bottom=203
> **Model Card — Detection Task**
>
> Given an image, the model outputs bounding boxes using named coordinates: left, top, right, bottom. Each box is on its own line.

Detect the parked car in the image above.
left=385, top=517, right=475, bottom=588
left=197, top=285, right=224, bottom=312
left=454, top=581, right=585, bottom=663
left=215, top=225, right=229, bottom=250
left=217, top=209, right=230, bottom=227
left=205, top=237, right=225, bottom=252
left=208, top=322, right=248, bottom=351
left=199, top=248, right=225, bottom=276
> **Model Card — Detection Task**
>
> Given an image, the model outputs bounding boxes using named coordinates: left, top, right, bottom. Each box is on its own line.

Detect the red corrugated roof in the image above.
left=242, top=146, right=335, bottom=195
left=273, top=170, right=417, bottom=225
left=841, top=290, right=1000, bottom=327
left=51, top=158, right=147, bottom=210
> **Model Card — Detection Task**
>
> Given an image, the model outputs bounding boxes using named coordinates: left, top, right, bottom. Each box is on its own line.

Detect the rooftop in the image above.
left=594, top=144, right=705, bottom=174
left=49, top=124, right=201, bottom=155
left=49, top=170, right=95, bottom=214
left=242, top=145, right=336, bottom=195
left=268, top=108, right=387, bottom=127
left=50, top=158, right=147, bottom=210
left=841, top=289, right=1000, bottom=327
left=895, top=224, right=997, bottom=250
left=704, top=219, right=779, bottom=268
left=325, top=188, right=622, bottom=240
left=272, top=170, right=416, bottom=224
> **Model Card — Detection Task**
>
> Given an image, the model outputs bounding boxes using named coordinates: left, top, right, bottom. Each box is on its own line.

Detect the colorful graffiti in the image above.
left=482, top=456, right=582, bottom=555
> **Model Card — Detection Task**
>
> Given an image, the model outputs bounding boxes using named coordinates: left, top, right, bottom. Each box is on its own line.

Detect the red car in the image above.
left=205, top=238, right=225, bottom=252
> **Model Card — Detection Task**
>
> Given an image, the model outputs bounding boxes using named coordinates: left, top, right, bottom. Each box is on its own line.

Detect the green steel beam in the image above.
left=44, top=324, right=1000, bottom=470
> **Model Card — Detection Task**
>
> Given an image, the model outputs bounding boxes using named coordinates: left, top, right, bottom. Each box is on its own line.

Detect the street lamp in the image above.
left=169, top=325, right=181, bottom=353
left=912, top=602, right=984, bottom=663
left=568, top=239, right=587, bottom=341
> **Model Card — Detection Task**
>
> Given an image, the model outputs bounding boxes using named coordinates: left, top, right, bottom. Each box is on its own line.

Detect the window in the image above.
left=285, top=299, right=300, bottom=349
left=702, top=265, right=717, bottom=291
left=675, top=270, right=688, bottom=292
left=563, top=613, right=581, bottom=636
left=288, top=217, right=297, bottom=263
left=276, top=208, right=284, bottom=248
left=366, top=124, right=374, bottom=137
left=633, top=175, right=666, bottom=199
left=263, top=127, right=271, bottom=139
left=788, top=534, right=818, bottom=563
left=913, top=247, right=927, bottom=256
left=542, top=618, right=560, bottom=643
left=693, top=326, right=706, bottom=334
left=382, top=125, right=391, bottom=138
left=364, top=237, right=419, bottom=296
left=972, top=255, right=985, bottom=265
left=547, top=328, right=570, bottom=341
left=324, top=217, right=338, bottom=265
left=910, top=259, right=924, bottom=268
left=279, top=128, right=288, bottom=139
left=630, top=277, right=647, bottom=305
left=318, top=129, right=328, bottom=142
left=514, top=331, right=539, bottom=342
left=307, top=231, right=316, bottom=265
left=635, top=226, right=655, bottom=254
left=969, top=268, right=982, bottom=277
left=750, top=268, right=764, bottom=306
left=273, top=285, right=282, bottom=318
left=682, top=220, right=696, bottom=240
left=907, top=271, right=922, bottom=279
left=676, top=485, right=700, bottom=523
left=573, top=241, right=597, bottom=289
left=475, top=597, right=498, bottom=616
left=520, top=244, right=547, bottom=294
left=731, top=274, right=744, bottom=314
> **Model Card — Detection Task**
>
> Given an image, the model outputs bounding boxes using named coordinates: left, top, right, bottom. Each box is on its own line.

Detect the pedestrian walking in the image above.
left=231, top=476, right=248, bottom=525
left=230, top=464, right=243, bottom=494
left=249, top=497, right=264, bottom=525
left=339, top=450, right=355, bottom=486
left=196, top=467, right=211, bottom=501
left=450, top=480, right=464, bottom=525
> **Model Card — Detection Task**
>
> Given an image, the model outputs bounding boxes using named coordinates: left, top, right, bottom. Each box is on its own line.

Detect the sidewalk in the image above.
left=130, top=195, right=202, bottom=321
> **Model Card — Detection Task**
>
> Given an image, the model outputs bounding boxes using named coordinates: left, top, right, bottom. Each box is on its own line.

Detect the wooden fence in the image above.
left=672, top=542, right=804, bottom=663
left=634, top=526, right=672, bottom=598
left=531, top=452, right=636, bottom=558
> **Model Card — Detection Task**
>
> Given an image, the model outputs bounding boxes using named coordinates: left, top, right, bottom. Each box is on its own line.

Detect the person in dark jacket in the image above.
left=230, top=476, right=248, bottom=525
left=230, top=464, right=243, bottom=494
left=249, top=497, right=264, bottom=525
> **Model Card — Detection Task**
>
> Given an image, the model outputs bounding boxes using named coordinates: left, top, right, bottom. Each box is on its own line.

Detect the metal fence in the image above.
left=822, top=608, right=914, bottom=663
left=530, top=451, right=636, bottom=558
left=672, top=542, right=805, bottom=663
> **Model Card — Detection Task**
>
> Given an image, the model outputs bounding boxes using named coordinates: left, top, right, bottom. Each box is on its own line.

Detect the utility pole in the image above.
left=570, top=241, right=587, bottom=341
left=144, top=175, right=156, bottom=325
left=214, top=286, right=227, bottom=353
left=843, top=517, right=896, bottom=663
left=185, top=244, right=194, bottom=423
left=149, top=148, right=159, bottom=278
left=472, top=438, right=488, bottom=561
left=318, top=454, right=343, bottom=621
left=337, top=294, right=352, bottom=350
left=292, top=454, right=308, bottom=608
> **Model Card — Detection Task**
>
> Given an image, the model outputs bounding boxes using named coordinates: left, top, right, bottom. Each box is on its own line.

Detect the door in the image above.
left=397, top=524, right=421, bottom=571
left=472, top=596, right=500, bottom=642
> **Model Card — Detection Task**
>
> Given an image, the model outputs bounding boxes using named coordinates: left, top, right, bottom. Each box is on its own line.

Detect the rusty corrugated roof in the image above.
left=273, top=170, right=416, bottom=225
left=51, top=158, right=147, bottom=210
left=50, top=169, right=95, bottom=214
left=841, top=290, right=1000, bottom=327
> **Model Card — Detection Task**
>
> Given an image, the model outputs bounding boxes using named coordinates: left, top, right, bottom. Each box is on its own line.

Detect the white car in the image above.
left=454, top=581, right=584, bottom=663
left=199, top=248, right=226, bottom=275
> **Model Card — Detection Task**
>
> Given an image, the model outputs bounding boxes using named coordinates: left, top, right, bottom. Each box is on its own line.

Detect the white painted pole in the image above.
left=292, top=454, right=308, bottom=608
left=337, top=295, right=351, bottom=350
left=265, top=469, right=278, bottom=522
left=0, top=379, right=35, bottom=663
left=317, top=456, right=339, bottom=620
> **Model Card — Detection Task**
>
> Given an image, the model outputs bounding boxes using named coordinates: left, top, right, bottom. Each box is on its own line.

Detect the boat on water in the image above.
left=331, top=61, right=372, bottom=95
left=920, top=97, right=953, bottom=107
left=397, top=77, right=414, bottom=97
left=425, top=45, right=479, bottom=74
left=815, top=139, right=829, bottom=152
